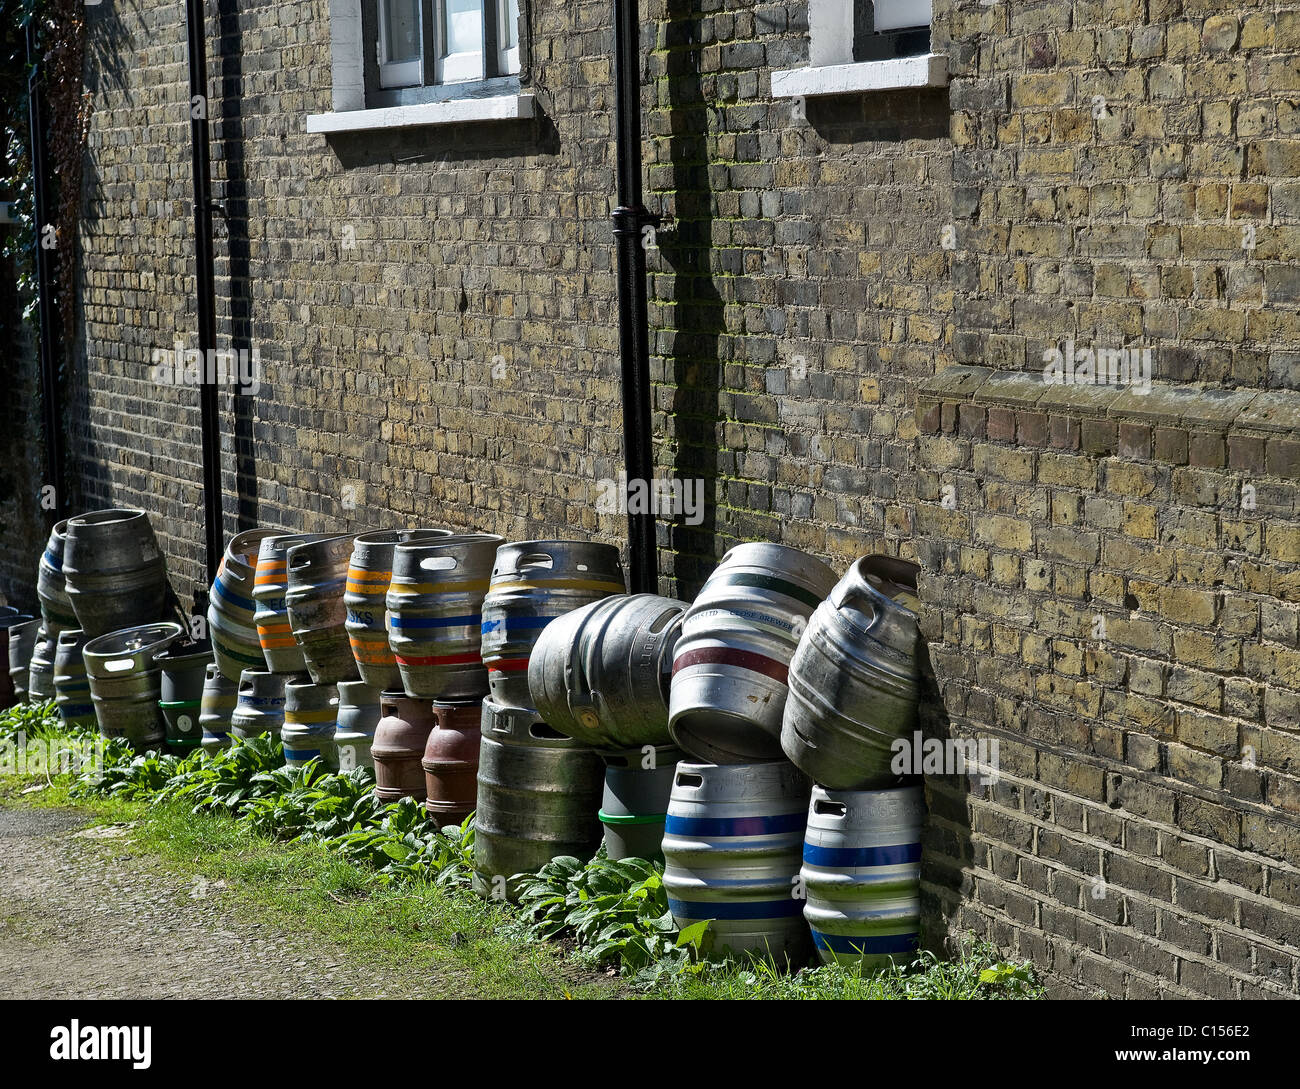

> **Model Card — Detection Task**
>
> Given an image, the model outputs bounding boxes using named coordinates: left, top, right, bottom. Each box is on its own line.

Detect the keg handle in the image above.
left=674, top=770, right=703, bottom=789
left=831, top=578, right=879, bottom=631
left=564, top=604, right=609, bottom=721
left=102, top=658, right=137, bottom=674
left=813, top=799, right=847, bottom=818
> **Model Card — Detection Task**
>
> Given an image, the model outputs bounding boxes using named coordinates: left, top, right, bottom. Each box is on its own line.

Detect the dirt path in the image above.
left=0, top=806, right=407, bottom=999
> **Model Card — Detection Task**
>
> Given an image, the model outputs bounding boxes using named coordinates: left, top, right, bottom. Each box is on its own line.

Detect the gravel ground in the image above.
left=0, top=806, right=403, bottom=999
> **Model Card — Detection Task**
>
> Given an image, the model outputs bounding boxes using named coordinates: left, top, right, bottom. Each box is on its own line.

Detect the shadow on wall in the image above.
left=62, top=2, right=138, bottom=520
left=656, top=1, right=724, bottom=600
left=914, top=640, right=978, bottom=958
left=216, top=0, right=258, bottom=532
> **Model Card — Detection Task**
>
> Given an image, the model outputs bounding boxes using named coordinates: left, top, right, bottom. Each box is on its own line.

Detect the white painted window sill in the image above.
left=306, top=93, right=535, bottom=134
left=770, top=53, right=948, bottom=99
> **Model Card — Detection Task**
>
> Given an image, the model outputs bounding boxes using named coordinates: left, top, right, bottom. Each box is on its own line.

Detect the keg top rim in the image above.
left=67, top=507, right=149, bottom=527
left=354, top=527, right=453, bottom=546
left=83, top=620, right=184, bottom=659
left=393, top=531, right=505, bottom=554
left=845, top=555, right=922, bottom=618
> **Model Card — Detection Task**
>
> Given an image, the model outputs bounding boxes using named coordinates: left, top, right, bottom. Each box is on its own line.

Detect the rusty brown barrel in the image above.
left=345, top=529, right=451, bottom=691
left=37, top=520, right=78, bottom=636
left=480, top=540, right=626, bottom=711
left=334, top=679, right=381, bottom=771
left=253, top=533, right=331, bottom=674
left=62, top=508, right=170, bottom=638
left=285, top=533, right=360, bottom=684
left=372, top=693, right=437, bottom=802
left=83, top=622, right=184, bottom=751
left=281, top=677, right=339, bottom=770
left=199, top=662, right=238, bottom=755
left=27, top=625, right=57, bottom=703
left=471, top=698, right=605, bottom=900
left=387, top=533, right=503, bottom=701
left=421, top=699, right=481, bottom=827
left=669, top=542, right=838, bottom=765
left=230, top=669, right=289, bottom=742
left=7, top=617, right=38, bottom=704
left=157, top=641, right=214, bottom=756
left=52, top=629, right=96, bottom=729
left=208, top=528, right=276, bottom=681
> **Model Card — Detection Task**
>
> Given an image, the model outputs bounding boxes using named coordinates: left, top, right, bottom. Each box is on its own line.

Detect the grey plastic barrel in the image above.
left=158, top=642, right=213, bottom=755
left=345, top=529, right=450, bottom=691
left=599, top=745, right=684, bottom=861
left=253, top=533, right=332, bottom=674
left=27, top=625, right=57, bottom=703
left=781, top=556, right=923, bottom=790
left=83, top=622, right=184, bottom=751
left=471, top=698, right=605, bottom=900
left=669, top=543, right=837, bottom=765
left=528, top=594, right=685, bottom=749
left=334, top=679, right=381, bottom=771
left=481, top=540, right=626, bottom=710
left=800, top=785, right=924, bottom=969
left=53, top=629, right=96, bottom=729
left=661, top=759, right=812, bottom=962
left=230, top=669, right=289, bottom=742
left=199, top=662, right=238, bottom=755
left=63, top=509, right=169, bottom=638
left=387, top=533, right=503, bottom=700
left=208, top=528, right=276, bottom=681
left=281, top=677, right=339, bottom=770
left=7, top=617, right=38, bottom=703
left=285, top=533, right=360, bottom=685
left=37, top=520, right=77, bottom=636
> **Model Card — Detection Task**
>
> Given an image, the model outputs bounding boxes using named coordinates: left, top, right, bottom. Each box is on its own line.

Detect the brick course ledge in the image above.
left=916, top=366, right=1300, bottom=478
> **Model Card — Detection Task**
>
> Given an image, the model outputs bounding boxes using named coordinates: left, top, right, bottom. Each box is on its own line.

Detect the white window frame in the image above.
left=434, top=0, right=485, bottom=84
left=309, top=0, right=534, bottom=132
left=377, top=0, right=424, bottom=88
left=771, top=0, right=946, bottom=99
left=497, top=0, right=520, bottom=76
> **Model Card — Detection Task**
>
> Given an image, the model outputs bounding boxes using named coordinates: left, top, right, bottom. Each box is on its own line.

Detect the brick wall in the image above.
left=4, top=0, right=1295, bottom=996
left=922, top=0, right=1300, bottom=997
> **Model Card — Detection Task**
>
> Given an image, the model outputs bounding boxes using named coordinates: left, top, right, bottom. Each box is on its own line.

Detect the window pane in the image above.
left=443, top=0, right=483, bottom=55
left=499, top=0, right=518, bottom=51
left=384, top=0, right=421, bottom=63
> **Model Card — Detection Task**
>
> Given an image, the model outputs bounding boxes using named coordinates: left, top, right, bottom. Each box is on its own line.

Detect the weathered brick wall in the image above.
left=7, top=0, right=1295, bottom=997
left=644, top=1, right=951, bottom=588
left=0, top=310, right=44, bottom=613
left=920, top=0, right=1300, bottom=997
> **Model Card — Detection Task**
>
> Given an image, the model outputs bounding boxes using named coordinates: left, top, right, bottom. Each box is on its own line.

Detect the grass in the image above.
left=0, top=702, right=1044, bottom=1000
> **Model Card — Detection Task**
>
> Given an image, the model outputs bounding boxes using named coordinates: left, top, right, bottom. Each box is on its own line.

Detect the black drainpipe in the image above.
left=185, top=0, right=223, bottom=584
left=26, top=20, right=65, bottom=524
left=610, top=0, right=658, bottom=594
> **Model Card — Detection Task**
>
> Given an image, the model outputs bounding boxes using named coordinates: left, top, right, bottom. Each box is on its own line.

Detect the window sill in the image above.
left=305, top=92, right=535, bottom=134
left=770, top=53, right=948, bottom=99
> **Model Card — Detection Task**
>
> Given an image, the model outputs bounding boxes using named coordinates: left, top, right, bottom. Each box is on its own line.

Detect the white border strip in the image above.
left=771, top=54, right=948, bottom=99
left=306, top=93, right=535, bottom=134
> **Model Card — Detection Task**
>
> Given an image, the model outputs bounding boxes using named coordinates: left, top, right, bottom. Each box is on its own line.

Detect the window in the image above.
left=853, top=0, right=931, bottom=62
left=369, top=0, right=519, bottom=94
left=308, top=0, right=534, bottom=133
left=770, top=0, right=945, bottom=99
left=378, top=0, right=423, bottom=87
